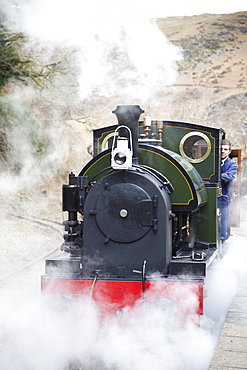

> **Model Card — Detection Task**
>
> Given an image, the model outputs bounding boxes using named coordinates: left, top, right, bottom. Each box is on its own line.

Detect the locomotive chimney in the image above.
left=112, top=105, right=144, bottom=165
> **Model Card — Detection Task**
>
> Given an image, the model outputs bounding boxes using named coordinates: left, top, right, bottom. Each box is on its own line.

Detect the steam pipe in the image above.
left=112, top=105, right=144, bottom=165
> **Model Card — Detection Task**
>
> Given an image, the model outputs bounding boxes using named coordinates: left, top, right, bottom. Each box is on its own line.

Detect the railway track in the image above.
left=0, top=214, right=85, bottom=370
left=0, top=214, right=64, bottom=297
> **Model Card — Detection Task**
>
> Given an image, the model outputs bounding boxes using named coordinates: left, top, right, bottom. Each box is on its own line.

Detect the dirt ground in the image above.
left=0, top=191, right=64, bottom=279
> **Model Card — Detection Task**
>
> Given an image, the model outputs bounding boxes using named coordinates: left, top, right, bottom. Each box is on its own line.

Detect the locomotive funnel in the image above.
left=112, top=105, right=144, bottom=165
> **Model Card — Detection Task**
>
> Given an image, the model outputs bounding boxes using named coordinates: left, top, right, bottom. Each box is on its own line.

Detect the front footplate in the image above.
left=170, top=247, right=217, bottom=276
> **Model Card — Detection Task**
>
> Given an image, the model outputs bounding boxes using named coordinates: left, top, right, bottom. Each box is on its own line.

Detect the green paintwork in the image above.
left=94, top=121, right=219, bottom=182
left=161, top=125, right=216, bottom=180
left=81, top=152, right=111, bottom=182
left=138, top=146, right=207, bottom=209
left=82, top=146, right=208, bottom=210
left=190, top=187, right=219, bottom=244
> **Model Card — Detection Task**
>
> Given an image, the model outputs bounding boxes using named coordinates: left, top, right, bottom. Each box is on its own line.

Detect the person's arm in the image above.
left=221, top=161, right=238, bottom=183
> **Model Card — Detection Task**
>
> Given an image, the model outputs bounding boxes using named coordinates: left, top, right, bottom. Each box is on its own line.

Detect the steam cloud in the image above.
left=0, top=226, right=246, bottom=370
left=0, top=0, right=183, bottom=196
left=1, top=0, right=182, bottom=103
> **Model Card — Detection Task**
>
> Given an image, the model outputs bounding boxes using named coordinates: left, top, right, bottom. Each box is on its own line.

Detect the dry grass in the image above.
left=155, top=12, right=247, bottom=154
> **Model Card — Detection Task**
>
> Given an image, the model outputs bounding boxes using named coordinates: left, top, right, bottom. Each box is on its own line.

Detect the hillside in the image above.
left=155, top=12, right=247, bottom=154
left=157, top=12, right=247, bottom=89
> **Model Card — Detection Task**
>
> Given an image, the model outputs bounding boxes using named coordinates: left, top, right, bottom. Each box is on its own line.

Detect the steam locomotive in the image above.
left=42, top=105, right=225, bottom=322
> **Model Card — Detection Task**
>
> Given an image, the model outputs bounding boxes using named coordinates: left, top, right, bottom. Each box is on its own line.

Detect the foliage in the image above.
left=0, top=96, right=45, bottom=171
left=0, top=21, right=70, bottom=94
left=0, top=24, right=33, bottom=91
left=0, top=18, right=82, bottom=177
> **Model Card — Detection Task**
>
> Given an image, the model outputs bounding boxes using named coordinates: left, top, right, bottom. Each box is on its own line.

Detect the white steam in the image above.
left=1, top=0, right=182, bottom=103
left=0, top=0, right=183, bottom=197
left=1, top=222, right=246, bottom=370
left=76, top=18, right=182, bottom=101
left=0, top=90, right=70, bottom=198
left=0, top=279, right=214, bottom=370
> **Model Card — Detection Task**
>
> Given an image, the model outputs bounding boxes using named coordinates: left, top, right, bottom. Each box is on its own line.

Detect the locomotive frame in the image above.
left=41, top=105, right=225, bottom=322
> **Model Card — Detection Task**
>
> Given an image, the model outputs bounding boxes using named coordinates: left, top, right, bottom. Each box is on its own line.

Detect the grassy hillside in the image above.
left=157, top=12, right=247, bottom=90
left=155, top=12, right=247, bottom=154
